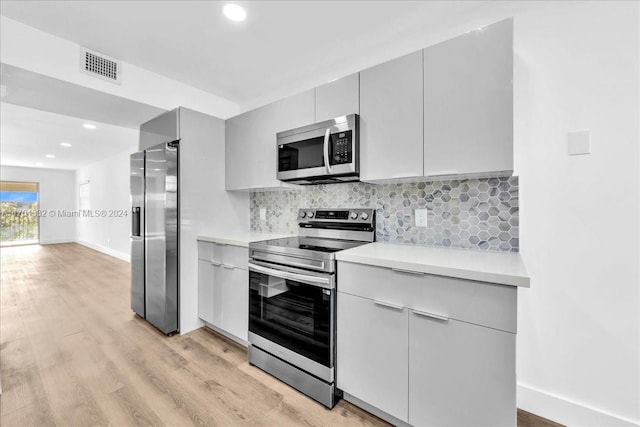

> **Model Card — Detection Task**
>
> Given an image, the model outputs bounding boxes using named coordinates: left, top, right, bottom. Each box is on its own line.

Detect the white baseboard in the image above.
left=39, top=238, right=75, bottom=245
left=518, top=383, right=639, bottom=427
left=76, top=240, right=130, bottom=262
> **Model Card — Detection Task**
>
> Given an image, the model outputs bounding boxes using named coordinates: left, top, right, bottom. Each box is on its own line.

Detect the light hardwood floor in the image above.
left=0, top=243, right=561, bottom=427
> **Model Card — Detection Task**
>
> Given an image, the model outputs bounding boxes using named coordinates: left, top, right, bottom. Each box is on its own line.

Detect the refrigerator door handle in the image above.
left=132, top=207, right=141, bottom=237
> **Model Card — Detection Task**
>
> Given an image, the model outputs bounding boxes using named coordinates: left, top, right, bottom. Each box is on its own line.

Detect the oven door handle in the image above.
left=248, top=262, right=332, bottom=288
left=323, top=128, right=332, bottom=174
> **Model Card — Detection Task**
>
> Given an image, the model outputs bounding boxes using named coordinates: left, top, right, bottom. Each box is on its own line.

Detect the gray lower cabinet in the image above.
left=220, top=265, right=249, bottom=341
left=197, top=258, right=217, bottom=326
left=409, top=311, right=516, bottom=427
left=423, top=18, right=513, bottom=178
left=359, top=50, right=424, bottom=182
left=315, top=73, right=360, bottom=122
left=197, top=241, right=249, bottom=344
left=337, top=293, right=409, bottom=422
left=337, top=260, right=517, bottom=426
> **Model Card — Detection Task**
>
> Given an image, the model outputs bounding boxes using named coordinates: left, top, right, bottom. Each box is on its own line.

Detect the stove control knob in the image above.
left=350, top=211, right=358, bottom=220
left=299, top=211, right=306, bottom=218
left=361, top=212, right=369, bottom=220
left=307, top=211, right=314, bottom=218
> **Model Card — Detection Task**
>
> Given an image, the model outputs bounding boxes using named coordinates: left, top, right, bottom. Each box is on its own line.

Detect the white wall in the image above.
left=408, top=2, right=638, bottom=425
left=75, top=148, right=137, bottom=261
left=0, top=16, right=240, bottom=119
left=177, top=107, right=249, bottom=334
left=0, top=165, right=76, bottom=244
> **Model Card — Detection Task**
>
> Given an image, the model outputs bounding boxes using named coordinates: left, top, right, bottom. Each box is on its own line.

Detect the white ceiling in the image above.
left=1, top=102, right=138, bottom=170
left=0, top=0, right=490, bottom=171
left=0, top=1, right=487, bottom=108
left=1, top=64, right=166, bottom=129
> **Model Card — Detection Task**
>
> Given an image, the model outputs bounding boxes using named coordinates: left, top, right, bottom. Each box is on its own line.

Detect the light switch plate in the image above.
left=415, top=209, right=428, bottom=227
left=568, top=130, right=591, bottom=155
left=259, top=207, right=266, bottom=221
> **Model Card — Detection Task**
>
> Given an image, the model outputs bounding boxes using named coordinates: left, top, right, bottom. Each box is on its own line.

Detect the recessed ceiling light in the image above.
left=60, top=142, right=72, bottom=147
left=83, top=123, right=97, bottom=130
left=45, top=154, right=55, bottom=159
left=223, top=4, right=246, bottom=22
left=35, top=162, right=44, bottom=167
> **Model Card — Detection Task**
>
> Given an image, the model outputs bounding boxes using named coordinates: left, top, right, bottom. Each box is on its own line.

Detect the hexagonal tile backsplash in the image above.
left=250, top=176, right=519, bottom=252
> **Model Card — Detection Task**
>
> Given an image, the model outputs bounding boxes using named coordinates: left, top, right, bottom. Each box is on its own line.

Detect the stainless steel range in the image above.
left=248, top=208, right=375, bottom=408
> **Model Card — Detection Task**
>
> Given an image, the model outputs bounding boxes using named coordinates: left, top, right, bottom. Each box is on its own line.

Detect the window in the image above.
left=0, top=181, right=39, bottom=246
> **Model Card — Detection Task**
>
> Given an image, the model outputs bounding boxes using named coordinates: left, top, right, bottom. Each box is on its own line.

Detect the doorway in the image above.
left=0, top=181, right=39, bottom=246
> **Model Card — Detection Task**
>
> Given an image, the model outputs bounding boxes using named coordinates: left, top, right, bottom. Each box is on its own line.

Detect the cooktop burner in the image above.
left=249, top=208, right=376, bottom=274
left=259, top=236, right=367, bottom=253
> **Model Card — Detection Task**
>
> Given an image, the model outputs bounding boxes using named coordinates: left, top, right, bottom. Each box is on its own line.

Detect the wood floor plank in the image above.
left=0, top=338, right=37, bottom=373
left=37, top=360, right=110, bottom=426
left=0, top=366, right=48, bottom=415
left=106, top=386, right=167, bottom=427
left=0, top=397, right=56, bottom=427
left=0, top=243, right=562, bottom=427
left=0, top=306, right=26, bottom=344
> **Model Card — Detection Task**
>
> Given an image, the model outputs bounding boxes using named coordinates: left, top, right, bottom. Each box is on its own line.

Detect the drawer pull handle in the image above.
left=222, top=264, right=235, bottom=270
left=374, top=300, right=404, bottom=311
left=214, top=242, right=227, bottom=246
left=210, top=261, right=221, bottom=267
left=412, top=309, right=449, bottom=322
left=391, top=268, right=424, bottom=276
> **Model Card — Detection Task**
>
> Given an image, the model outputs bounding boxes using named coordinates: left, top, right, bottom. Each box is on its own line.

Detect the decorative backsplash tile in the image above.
left=250, top=176, right=519, bottom=252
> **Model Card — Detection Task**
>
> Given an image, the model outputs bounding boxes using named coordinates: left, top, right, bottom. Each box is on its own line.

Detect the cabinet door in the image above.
left=247, top=103, right=282, bottom=189
left=221, top=266, right=249, bottom=342
left=225, top=112, right=252, bottom=190
left=276, top=89, right=315, bottom=132
left=198, top=259, right=222, bottom=327
left=315, top=73, right=359, bottom=122
left=409, top=311, right=516, bottom=427
left=360, top=50, right=423, bottom=182
left=197, top=260, right=214, bottom=324
left=337, top=292, right=409, bottom=422
left=424, top=18, right=513, bottom=178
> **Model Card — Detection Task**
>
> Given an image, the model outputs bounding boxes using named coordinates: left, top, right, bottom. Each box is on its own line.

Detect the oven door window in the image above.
left=249, top=270, right=332, bottom=367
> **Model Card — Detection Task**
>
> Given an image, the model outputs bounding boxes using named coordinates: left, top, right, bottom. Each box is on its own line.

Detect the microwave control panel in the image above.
left=332, top=131, right=352, bottom=165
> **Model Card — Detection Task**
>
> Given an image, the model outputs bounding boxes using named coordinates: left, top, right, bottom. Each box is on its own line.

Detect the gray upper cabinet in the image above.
left=226, top=18, right=513, bottom=189
left=225, top=102, right=280, bottom=190
left=315, top=73, right=359, bottom=122
left=226, top=90, right=314, bottom=190
left=225, top=110, right=251, bottom=190
left=276, top=89, right=315, bottom=132
left=360, top=51, right=424, bottom=182
left=424, top=18, right=513, bottom=178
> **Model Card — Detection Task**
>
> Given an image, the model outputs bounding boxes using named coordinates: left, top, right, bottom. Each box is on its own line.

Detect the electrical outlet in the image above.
left=415, top=209, right=428, bottom=227
left=259, top=208, right=267, bottom=221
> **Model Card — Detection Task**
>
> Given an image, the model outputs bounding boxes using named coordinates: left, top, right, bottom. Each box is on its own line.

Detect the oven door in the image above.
left=248, top=262, right=335, bottom=376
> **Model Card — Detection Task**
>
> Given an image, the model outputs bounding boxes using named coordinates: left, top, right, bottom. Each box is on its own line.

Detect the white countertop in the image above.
left=336, top=242, right=530, bottom=287
left=197, top=232, right=294, bottom=248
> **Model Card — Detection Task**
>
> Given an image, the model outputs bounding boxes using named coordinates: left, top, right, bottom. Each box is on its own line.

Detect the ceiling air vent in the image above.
left=80, top=47, right=122, bottom=84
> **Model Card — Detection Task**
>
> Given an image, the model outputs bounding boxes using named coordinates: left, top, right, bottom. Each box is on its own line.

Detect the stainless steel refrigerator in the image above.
left=130, top=137, right=179, bottom=335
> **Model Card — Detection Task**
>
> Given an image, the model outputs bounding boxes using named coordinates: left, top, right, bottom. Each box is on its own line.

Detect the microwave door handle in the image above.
left=323, top=128, right=332, bottom=173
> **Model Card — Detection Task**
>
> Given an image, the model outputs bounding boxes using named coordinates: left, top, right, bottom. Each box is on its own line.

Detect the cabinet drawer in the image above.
left=197, top=241, right=248, bottom=270
left=338, top=261, right=516, bottom=333
left=198, top=241, right=220, bottom=262
left=222, top=245, right=248, bottom=270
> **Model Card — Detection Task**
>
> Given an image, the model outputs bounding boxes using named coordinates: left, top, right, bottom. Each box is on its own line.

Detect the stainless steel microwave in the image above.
left=276, top=114, right=359, bottom=184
